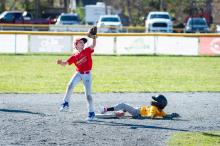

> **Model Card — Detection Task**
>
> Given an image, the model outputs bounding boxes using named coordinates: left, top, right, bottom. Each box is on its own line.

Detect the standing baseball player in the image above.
left=57, top=27, right=97, bottom=121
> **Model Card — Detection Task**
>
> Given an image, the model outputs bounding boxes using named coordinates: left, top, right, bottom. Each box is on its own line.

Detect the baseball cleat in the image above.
left=87, top=112, right=96, bottom=121
left=59, top=101, right=69, bottom=112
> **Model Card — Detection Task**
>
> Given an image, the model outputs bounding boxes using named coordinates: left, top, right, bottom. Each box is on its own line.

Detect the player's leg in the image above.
left=60, top=72, right=81, bottom=111
left=104, top=103, right=140, bottom=118
left=81, top=72, right=95, bottom=120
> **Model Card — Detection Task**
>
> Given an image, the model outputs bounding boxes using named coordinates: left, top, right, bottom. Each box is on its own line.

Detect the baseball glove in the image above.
left=87, top=26, right=97, bottom=39
left=164, top=113, right=180, bottom=119
left=170, top=113, right=180, bottom=118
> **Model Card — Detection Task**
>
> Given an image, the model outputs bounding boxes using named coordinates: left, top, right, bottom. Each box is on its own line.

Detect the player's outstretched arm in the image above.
left=89, top=37, right=96, bottom=51
left=57, top=59, right=67, bottom=66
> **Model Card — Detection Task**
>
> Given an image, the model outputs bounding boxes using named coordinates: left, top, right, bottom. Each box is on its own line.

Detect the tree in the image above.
left=104, top=0, right=211, bottom=26
left=75, top=0, right=85, bottom=23
left=0, top=0, right=6, bottom=12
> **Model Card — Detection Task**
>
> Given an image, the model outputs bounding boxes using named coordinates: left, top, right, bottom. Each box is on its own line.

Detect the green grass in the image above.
left=0, top=54, right=220, bottom=93
left=168, top=131, right=220, bottom=146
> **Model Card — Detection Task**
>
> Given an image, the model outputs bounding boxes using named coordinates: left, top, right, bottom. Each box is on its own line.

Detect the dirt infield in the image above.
left=0, top=92, right=220, bottom=146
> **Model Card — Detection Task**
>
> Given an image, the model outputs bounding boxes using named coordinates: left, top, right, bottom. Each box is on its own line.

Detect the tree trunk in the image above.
left=64, top=0, right=68, bottom=13
left=9, top=0, right=17, bottom=10
left=34, top=0, right=40, bottom=18
left=0, top=0, right=6, bottom=11
left=126, top=0, right=133, bottom=25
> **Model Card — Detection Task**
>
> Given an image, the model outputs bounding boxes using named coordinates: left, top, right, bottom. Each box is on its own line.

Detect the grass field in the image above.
left=0, top=54, right=220, bottom=93
left=168, top=131, right=220, bottom=146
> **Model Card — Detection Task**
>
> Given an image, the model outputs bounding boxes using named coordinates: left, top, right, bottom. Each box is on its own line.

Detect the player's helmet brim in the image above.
left=75, top=38, right=87, bottom=45
left=80, top=38, right=87, bottom=44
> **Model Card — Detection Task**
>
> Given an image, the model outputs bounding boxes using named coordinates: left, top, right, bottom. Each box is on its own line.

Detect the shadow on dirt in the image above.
left=0, top=108, right=47, bottom=116
left=73, top=120, right=189, bottom=131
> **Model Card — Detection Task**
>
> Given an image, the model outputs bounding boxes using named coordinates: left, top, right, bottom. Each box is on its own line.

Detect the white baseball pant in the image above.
left=62, top=71, right=94, bottom=112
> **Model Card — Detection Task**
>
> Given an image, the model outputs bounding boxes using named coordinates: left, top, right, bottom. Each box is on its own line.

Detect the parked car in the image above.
left=184, top=17, right=210, bottom=33
left=96, top=15, right=122, bottom=33
left=217, top=25, right=220, bottom=33
left=145, top=11, right=173, bottom=33
left=55, top=13, right=80, bottom=25
left=0, top=11, right=53, bottom=24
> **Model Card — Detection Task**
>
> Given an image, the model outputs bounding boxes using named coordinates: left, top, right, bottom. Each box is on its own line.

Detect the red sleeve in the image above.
left=66, top=55, right=76, bottom=65
left=85, top=47, right=94, bottom=54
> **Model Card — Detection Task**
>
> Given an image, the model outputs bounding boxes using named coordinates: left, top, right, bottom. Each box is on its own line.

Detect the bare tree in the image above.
left=9, top=0, right=18, bottom=10
left=126, top=0, right=133, bottom=25
left=0, top=0, right=6, bottom=12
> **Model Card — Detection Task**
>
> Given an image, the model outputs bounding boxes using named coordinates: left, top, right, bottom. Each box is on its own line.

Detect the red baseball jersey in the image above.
left=67, top=47, right=94, bottom=72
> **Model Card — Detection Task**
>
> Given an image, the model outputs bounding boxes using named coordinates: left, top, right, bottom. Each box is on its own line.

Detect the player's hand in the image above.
left=57, top=60, right=67, bottom=66
left=171, top=113, right=180, bottom=118
left=57, top=59, right=62, bottom=65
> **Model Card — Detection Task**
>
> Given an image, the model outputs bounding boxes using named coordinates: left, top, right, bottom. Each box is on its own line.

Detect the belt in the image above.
left=79, top=71, right=90, bottom=74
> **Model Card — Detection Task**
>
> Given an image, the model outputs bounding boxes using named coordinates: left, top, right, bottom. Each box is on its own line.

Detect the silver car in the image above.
left=185, top=17, right=209, bottom=33
left=55, top=13, right=80, bottom=25
left=96, top=15, right=123, bottom=33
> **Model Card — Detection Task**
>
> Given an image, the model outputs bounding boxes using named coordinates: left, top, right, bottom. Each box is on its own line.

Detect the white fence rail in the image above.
left=0, top=31, right=220, bottom=56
